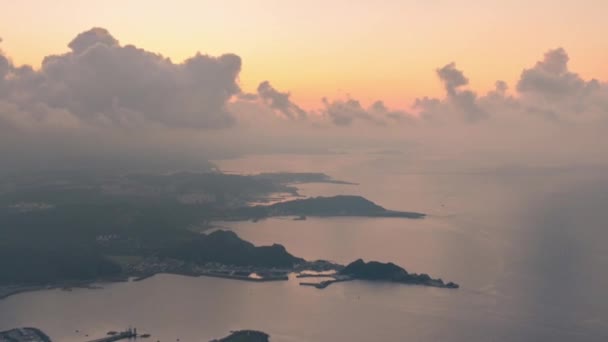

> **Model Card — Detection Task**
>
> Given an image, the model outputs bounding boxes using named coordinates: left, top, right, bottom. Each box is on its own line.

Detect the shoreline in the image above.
left=134, top=271, right=289, bottom=283
left=0, top=269, right=297, bottom=301
left=1, top=260, right=457, bottom=300
left=0, top=276, right=129, bottom=301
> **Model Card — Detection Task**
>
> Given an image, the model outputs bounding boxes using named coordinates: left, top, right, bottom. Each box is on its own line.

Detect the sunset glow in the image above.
left=2, top=0, right=607, bottom=109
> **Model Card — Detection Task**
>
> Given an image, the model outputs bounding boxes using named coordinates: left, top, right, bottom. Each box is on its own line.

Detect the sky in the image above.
left=1, top=1, right=608, bottom=172
left=1, top=0, right=608, bottom=109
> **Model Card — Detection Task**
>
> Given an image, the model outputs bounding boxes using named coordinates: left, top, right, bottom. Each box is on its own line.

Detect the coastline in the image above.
left=0, top=259, right=456, bottom=301
left=133, top=270, right=290, bottom=283
left=0, top=276, right=130, bottom=301
left=0, top=265, right=316, bottom=301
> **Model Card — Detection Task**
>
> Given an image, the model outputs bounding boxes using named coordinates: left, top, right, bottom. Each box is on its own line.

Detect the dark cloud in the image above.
left=257, top=81, right=307, bottom=119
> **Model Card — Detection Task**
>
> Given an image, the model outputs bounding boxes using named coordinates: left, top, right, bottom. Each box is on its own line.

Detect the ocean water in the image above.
left=1, top=152, right=608, bottom=341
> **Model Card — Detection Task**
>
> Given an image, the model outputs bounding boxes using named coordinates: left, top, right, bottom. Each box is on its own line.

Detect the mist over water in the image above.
left=2, top=152, right=607, bottom=341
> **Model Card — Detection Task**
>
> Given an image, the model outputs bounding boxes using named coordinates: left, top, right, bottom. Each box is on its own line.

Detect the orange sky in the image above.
left=1, top=0, right=607, bottom=109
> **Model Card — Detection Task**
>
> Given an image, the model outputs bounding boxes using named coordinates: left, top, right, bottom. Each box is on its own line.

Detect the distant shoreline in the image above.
left=0, top=272, right=286, bottom=301
left=0, top=266, right=322, bottom=300
left=0, top=277, right=127, bottom=301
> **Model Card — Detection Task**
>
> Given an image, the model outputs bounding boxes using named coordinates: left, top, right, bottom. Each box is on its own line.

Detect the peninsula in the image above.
left=228, top=195, right=426, bottom=220
left=299, top=259, right=459, bottom=289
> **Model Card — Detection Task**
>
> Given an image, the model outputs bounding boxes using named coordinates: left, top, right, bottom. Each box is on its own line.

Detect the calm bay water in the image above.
left=1, top=152, right=608, bottom=341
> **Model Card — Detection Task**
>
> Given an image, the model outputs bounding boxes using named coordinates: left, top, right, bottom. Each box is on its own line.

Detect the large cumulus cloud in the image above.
left=517, top=48, right=607, bottom=119
left=1, top=27, right=241, bottom=130
left=0, top=28, right=248, bottom=171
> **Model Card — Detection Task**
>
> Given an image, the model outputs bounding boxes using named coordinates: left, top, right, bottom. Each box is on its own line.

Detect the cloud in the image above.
left=411, top=63, right=489, bottom=123
left=2, top=29, right=608, bottom=171
left=436, top=62, right=469, bottom=97
left=0, top=38, right=9, bottom=81
left=68, top=27, right=119, bottom=53
left=2, top=27, right=242, bottom=130
left=492, top=80, right=508, bottom=97
left=0, top=28, right=248, bottom=171
left=517, top=48, right=574, bottom=97
left=0, top=56, right=8, bottom=85
left=370, top=101, right=413, bottom=123
left=436, top=63, right=488, bottom=122
left=318, top=97, right=412, bottom=126
left=237, top=92, right=258, bottom=101
left=321, top=97, right=377, bottom=126
left=256, top=81, right=307, bottom=119
left=322, top=97, right=368, bottom=126
left=413, top=49, right=608, bottom=124
left=516, top=48, right=607, bottom=119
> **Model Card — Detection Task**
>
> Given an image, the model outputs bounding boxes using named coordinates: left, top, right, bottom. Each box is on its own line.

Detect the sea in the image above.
left=1, top=151, right=608, bottom=341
